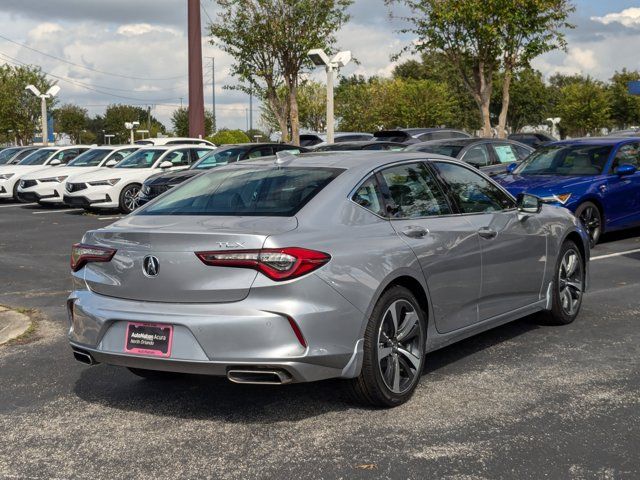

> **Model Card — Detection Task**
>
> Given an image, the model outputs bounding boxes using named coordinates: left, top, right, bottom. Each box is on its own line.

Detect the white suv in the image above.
left=0, top=146, right=91, bottom=201
left=62, top=145, right=216, bottom=213
left=16, top=145, right=139, bottom=205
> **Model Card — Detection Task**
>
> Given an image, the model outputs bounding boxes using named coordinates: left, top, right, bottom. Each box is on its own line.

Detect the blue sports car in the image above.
left=495, top=137, right=640, bottom=245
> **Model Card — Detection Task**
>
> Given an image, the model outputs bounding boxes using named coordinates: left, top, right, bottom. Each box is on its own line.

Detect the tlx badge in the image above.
left=217, top=242, right=246, bottom=249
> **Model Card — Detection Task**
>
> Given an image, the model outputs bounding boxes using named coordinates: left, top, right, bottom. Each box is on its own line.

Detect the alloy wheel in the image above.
left=578, top=206, right=600, bottom=245
left=377, top=299, right=424, bottom=394
left=558, top=248, right=583, bottom=316
left=123, top=186, right=141, bottom=212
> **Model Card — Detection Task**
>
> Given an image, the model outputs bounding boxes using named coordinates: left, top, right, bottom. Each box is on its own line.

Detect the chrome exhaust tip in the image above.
left=72, top=348, right=97, bottom=365
left=227, top=369, right=292, bottom=385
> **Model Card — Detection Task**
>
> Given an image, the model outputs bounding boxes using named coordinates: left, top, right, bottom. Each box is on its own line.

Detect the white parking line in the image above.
left=98, top=216, right=122, bottom=220
left=591, top=248, right=640, bottom=261
left=31, top=208, right=84, bottom=215
left=0, top=203, right=37, bottom=208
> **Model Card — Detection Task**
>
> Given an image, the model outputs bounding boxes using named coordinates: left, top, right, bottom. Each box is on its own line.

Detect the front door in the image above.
left=604, top=142, right=640, bottom=229
left=378, top=162, right=483, bottom=333
left=431, top=161, right=548, bottom=321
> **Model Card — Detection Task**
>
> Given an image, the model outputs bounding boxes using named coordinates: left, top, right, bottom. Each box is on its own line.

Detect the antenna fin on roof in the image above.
left=274, top=150, right=297, bottom=166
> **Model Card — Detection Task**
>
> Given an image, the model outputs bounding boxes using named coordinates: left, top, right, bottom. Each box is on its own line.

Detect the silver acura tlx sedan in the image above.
left=67, top=152, right=590, bottom=407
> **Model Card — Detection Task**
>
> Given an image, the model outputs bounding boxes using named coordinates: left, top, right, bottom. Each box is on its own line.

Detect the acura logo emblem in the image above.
left=142, top=255, right=160, bottom=277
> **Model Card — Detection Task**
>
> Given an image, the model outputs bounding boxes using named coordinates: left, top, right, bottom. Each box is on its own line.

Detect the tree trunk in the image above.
left=497, top=69, right=512, bottom=138
left=288, top=82, right=300, bottom=146
left=266, top=88, right=289, bottom=143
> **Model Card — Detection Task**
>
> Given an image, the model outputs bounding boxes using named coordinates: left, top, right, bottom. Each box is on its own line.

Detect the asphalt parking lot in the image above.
left=1, top=202, right=639, bottom=479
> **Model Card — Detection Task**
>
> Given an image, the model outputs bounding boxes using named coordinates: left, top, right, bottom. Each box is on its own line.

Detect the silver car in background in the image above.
left=67, top=152, right=589, bottom=407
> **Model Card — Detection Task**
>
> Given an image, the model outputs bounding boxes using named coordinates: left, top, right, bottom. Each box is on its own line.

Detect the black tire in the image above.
left=575, top=201, right=602, bottom=247
left=543, top=240, right=585, bottom=325
left=127, top=367, right=183, bottom=380
left=347, top=286, right=427, bottom=408
left=119, top=183, right=142, bottom=214
left=12, top=182, right=19, bottom=201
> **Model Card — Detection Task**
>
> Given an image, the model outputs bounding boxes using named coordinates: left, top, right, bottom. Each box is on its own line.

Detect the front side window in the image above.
left=115, top=149, right=164, bottom=169
left=247, top=146, right=273, bottom=159
left=163, top=149, right=190, bottom=167
left=352, top=176, right=385, bottom=217
left=18, top=148, right=57, bottom=166
left=67, top=149, right=112, bottom=167
left=380, top=163, right=452, bottom=218
left=139, top=167, right=342, bottom=216
left=611, top=143, right=640, bottom=171
left=433, top=162, right=515, bottom=213
left=515, top=145, right=612, bottom=176
left=110, top=148, right=138, bottom=162
left=193, top=148, right=213, bottom=159
left=192, top=147, right=246, bottom=170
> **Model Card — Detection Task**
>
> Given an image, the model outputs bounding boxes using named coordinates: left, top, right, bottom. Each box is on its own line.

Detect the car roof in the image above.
left=226, top=151, right=460, bottom=172
left=547, top=137, right=638, bottom=147
left=317, top=141, right=405, bottom=149
left=408, top=138, right=530, bottom=148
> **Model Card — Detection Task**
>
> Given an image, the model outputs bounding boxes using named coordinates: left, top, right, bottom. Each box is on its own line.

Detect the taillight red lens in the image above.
left=195, top=247, right=330, bottom=281
left=71, top=243, right=117, bottom=272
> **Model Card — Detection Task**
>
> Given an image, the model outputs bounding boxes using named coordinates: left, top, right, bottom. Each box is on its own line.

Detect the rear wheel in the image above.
left=348, top=286, right=426, bottom=408
left=544, top=240, right=585, bottom=325
left=119, top=183, right=141, bottom=214
left=575, top=201, right=601, bottom=247
left=127, top=368, right=183, bottom=380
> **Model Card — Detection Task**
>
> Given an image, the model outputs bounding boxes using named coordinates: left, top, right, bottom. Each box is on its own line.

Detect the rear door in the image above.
left=379, top=161, right=483, bottom=333
left=431, top=161, right=547, bottom=321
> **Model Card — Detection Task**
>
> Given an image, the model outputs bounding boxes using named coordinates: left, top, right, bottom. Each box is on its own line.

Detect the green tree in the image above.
left=491, top=67, right=553, bottom=132
left=609, top=69, right=640, bottom=130
left=554, top=78, right=610, bottom=137
left=208, top=129, right=251, bottom=145
left=387, top=0, right=573, bottom=137
left=0, top=64, right=56, bottom=144
left=171, top=108, right=215, bottom=137
left=209, top=0, right=352, bottom=145
left=53, top=104, right=88, bottom=143
left=103, top=104, right=165, bottom=143
left=336, top=77, right=457, bottom=132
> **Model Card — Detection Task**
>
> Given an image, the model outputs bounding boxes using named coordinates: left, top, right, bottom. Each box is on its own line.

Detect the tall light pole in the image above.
left=187, top=0, right=205, bottom=138
left=25, top=85, right=60, bottom=146
left=307, top=49, right=351, bottom=144
left=125, top=121, right=140, bottom=145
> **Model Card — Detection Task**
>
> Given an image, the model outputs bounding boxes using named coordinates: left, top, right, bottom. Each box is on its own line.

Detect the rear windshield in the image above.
left=411, top=144, right=465, bottom=158
left=67, top=149, right=112, bottom=167
left=19, top=148, right=57, bottom=165
left=116, top=149, right=164, bottom=168
left=138, top=166, right=342, bottom=216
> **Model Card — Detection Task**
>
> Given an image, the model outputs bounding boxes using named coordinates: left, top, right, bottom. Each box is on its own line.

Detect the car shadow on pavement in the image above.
left=73, top=315, right=541, bottom=419
left=599, top=226, right=640, bottom=244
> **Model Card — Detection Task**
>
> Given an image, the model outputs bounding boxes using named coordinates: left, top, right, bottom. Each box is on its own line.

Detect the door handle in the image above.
left=478, top=227, right=498, bottom=239
left=401, top=225, right=429, bottom=239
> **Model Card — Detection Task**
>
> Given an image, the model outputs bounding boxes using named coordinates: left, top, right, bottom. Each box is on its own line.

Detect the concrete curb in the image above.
left=0, top=306, right=32, bottom=345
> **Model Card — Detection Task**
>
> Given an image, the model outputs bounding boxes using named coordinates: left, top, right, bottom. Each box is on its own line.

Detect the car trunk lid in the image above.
left=81, top=215, right=297, bottom=303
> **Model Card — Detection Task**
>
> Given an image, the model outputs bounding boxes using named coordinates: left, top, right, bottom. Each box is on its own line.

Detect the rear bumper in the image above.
left=67, top=276, right=366, bottom=383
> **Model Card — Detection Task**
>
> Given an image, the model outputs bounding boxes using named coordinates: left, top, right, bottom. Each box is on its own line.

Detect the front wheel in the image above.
left=119, top=183, right=141, bottom=214
left=544, top=240, right=585, bottom=325
left=575, top=201, right=601, bottom=247
left=347, top=286, right=426, bottom=408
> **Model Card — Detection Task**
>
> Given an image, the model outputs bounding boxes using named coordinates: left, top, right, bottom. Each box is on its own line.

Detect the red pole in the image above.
left=187, top=0, right=205, bottom=138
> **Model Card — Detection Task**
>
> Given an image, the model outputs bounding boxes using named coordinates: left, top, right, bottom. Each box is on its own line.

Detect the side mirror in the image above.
left=49, top=159, right=61, bottom=166
left=516, top=193, right=542, bottom=215
left=506, top=162, right=518, bottom=174
left=159, top=161, right=173, bottom=169
left=105, top=159, right=117, bottom=167
left=615, top=163, right=637, bottom=176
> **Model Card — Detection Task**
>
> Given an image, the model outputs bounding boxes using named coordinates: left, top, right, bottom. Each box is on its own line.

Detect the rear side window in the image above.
left=352, top=176, right=385, bottom=216
left=139, top=167, right=342, bottom=216
left=379, top=163, right=452, bottom=218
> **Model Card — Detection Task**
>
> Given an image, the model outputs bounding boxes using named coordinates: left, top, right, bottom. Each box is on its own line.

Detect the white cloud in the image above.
left=592, top=7, right=640, bottom=28
left=116, top=23, right=179, bottom=37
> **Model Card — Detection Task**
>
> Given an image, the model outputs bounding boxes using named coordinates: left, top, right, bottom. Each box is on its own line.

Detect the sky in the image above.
left=1, top=0, right=640, bottom=132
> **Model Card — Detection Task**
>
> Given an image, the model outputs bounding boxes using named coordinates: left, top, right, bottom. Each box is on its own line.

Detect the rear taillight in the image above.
left=71, top=243, right=117, bottom=272
left=195, top=247, right=330, bottom=281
